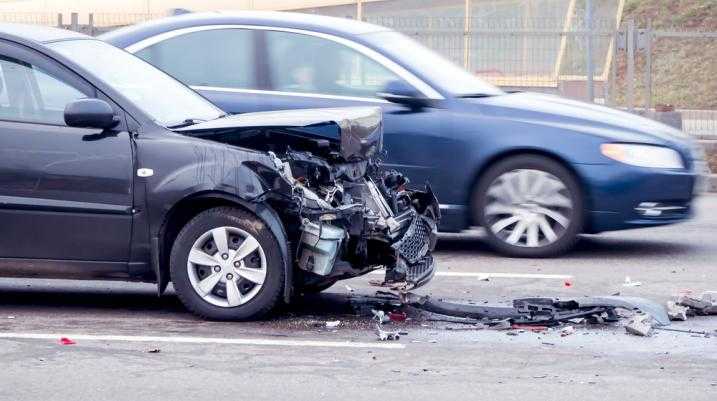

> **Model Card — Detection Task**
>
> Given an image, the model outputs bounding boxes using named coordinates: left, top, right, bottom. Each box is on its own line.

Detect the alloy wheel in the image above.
left=186, top=226, right=267, bottom=307
left=484, top=169, right=573, bottom=248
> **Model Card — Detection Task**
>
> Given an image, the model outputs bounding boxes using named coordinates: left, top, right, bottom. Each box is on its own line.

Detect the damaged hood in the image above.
left=176, top=106, right=383, bottom=161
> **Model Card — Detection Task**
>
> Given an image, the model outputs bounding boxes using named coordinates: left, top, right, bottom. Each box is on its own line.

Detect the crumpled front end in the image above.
left=268, top=151, right=439, bottom=291
left=177, top=106, right=439, bottom=291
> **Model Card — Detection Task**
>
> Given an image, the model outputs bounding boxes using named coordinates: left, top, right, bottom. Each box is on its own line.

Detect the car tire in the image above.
left=170, top=207, right=284, bottom=320
left=473, top=155, right=583, bottom=258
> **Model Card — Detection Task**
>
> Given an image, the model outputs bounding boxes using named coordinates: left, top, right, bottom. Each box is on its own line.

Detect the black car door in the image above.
left=0, top=40, right=134, bottom=263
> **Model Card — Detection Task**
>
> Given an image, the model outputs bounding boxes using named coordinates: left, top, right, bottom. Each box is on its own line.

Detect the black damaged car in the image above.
left=0, top=24, right=438, bottom=320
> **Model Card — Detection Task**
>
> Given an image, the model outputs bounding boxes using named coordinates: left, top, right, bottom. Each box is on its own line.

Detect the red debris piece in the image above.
left=564, top=281, right=573, bottom=288
left=59, top=337, right=76, bottom=345
left=511, top=324, right=548, bottom=332
left=388, top=311, right=407, bottom=322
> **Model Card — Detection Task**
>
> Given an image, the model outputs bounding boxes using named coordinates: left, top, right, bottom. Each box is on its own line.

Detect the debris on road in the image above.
left=375, top=325, right=401, bottom=341
left=677, top=291, right=717, bottom=315
left=325, top=320, right=341, bottom=328
left=59, top=337, right=76, bottom=345
left=147, top=348, right=161, bottom=353
left=511, top=324, right=548, bottom=333
left=371, top=309, right=390, bottom=324
left=625, top=313, right=654, bottom=337
left=623, top=276, right=642, bottom=287
left=388, top=311, right=407, bottom=322
left=655, top=327, right=711, bottom=336
left=561, top=326, right=576, bottom=337
left=666, top=301, right=688, bottom=321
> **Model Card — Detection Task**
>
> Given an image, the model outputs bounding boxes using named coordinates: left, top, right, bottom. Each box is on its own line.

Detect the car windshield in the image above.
left=361, top=30, right=504, bottom=97
left=48, top=39, right=224, bottom=127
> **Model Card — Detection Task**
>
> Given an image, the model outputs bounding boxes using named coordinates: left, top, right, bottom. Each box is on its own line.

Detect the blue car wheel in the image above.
left=474, top=155, right=584, bottom=257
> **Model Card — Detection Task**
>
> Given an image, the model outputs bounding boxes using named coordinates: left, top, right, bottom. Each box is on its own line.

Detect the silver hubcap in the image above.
left=485, top=169, right=573, bottom=248
left=187, top=226, right=267, bottom=308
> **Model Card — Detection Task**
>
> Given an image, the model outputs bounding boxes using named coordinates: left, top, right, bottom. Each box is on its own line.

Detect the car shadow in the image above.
left=0, top=281, right=365, bottom=320
left=0, top=283, right=185, bottom=312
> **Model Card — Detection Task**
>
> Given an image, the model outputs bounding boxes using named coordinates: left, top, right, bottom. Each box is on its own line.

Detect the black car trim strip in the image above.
left=0, top=195, right=132, bottom=215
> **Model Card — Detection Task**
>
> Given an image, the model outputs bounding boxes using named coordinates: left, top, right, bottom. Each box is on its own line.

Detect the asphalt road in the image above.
left=1, top=195, right=716, bottom=401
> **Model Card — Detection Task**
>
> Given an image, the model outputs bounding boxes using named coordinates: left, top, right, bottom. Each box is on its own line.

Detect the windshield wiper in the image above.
left=166, top=118, right=208, bottom=129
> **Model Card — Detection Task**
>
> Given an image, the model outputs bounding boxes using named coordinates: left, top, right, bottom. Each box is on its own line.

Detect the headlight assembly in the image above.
left=600, top=143, right=684, bottom=169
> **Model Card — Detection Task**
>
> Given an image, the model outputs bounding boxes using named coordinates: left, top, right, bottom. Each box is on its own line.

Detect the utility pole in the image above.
left=585, top=0, right=594, bottom=102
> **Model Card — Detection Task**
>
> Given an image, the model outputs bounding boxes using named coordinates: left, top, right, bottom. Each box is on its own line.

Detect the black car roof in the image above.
left=101, top=11, right=390, bottom=48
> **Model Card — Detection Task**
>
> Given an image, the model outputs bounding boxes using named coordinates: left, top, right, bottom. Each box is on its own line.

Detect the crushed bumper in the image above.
left=384, top=186, right=439, bottom=289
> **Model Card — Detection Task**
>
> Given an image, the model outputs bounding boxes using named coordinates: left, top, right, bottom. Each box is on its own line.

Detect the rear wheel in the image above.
left=170, top=207, right=284, bottom=320
left=474, top=155, right=583, bottom=257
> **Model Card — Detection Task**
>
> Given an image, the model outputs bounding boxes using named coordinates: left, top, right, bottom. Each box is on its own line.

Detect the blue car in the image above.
left=103, top=11, right=707, bottom=257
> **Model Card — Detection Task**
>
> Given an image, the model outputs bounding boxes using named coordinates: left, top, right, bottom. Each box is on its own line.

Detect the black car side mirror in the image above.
left=65, top=98, right=119, bottom=129
left=378, top=80, right=433, bottom=109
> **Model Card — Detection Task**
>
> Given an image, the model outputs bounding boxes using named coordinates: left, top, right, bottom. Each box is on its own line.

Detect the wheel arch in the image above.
left=466, top=148, right=591, bottom=227
left=154, top=191, right=292, bottom=303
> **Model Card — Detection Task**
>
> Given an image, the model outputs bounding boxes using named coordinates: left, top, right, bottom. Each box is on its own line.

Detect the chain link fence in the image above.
left=0, top=1, right=715, bottom=143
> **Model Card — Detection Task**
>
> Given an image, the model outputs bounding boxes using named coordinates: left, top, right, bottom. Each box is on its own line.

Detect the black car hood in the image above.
left=176, top=107, right=383, bottom=161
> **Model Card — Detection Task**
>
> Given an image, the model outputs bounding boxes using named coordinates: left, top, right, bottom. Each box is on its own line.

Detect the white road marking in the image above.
left=370, top=270, right=572, bottom=280
left=0, top=332, right=405, bottom=350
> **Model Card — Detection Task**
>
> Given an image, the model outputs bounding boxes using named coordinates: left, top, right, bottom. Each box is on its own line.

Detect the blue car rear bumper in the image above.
left=575, top=163, right=698, bottom=233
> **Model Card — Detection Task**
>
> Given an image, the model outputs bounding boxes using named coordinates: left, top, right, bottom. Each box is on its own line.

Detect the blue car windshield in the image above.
left=361, top=30, right=504, bottom=97
left=48, top=39, right=224, bottom=127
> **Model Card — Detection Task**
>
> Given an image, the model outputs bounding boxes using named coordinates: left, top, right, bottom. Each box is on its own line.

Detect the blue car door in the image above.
left=132, top=26, right=462, bottom=211
left=207, top=28, right=448, bottom=198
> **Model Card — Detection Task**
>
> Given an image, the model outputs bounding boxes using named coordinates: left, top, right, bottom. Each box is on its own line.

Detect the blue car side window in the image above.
left=135, top=28, right=257, bottom=90
left=264, top=30, right=404, bottom=99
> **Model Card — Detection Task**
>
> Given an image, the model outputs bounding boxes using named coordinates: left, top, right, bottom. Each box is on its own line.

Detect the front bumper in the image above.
left=576, top=162, right=700, bottom=233
left=386, top=186, right=440, bottom=289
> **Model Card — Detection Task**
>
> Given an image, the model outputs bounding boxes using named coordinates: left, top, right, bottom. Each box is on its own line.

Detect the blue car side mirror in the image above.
left=378, top=80, right=433, bottom=109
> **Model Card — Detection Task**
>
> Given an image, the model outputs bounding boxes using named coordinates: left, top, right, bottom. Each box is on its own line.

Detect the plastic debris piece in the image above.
left=564, top=281, right=573, bottom=288
left=59, top=337, right=76, bottom=345
left=388, top=311, right=407, bottom=322
left=345, top=285, right=354, bottom=294
left=561, top=326, right=576, bottom=337
left=676, top=293, right=717, bottom=315
left=490, top=319, right=512, bottom=330
left=147, top=348, right=161, bottom=353
left=6, top=316, right=15, bottom=319
left=623, top=276, right=642, bottom=287
left=625, top=313, right=654, bottom=337
left=371, top=309, right=390, bottom=324
left=375, top=324, right=400, bottom=341
left=666, top=301, right=688, bottom=321
left=325, top=320, right=341, bottom=328
left=511, top=324, right=547, bottom=333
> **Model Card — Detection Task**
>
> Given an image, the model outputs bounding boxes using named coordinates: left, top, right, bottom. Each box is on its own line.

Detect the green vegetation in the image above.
left=615, top=0, right=717, bottom=109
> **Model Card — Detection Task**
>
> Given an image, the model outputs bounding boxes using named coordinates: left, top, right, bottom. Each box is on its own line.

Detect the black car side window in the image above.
left=135, top=28, right=257, bottom=90
left=0, top=56, right=88, bottom=126
left=265, top=30, right=404, bottom=99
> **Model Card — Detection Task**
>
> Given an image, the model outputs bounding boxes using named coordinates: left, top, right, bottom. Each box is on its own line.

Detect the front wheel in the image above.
left=170, top=207, right=284, bottom=320
left=473, top=155, right=584, bottom=258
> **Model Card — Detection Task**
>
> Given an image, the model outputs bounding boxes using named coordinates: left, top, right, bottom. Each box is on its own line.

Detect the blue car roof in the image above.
left=101, top=11, right=390, bottom=47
